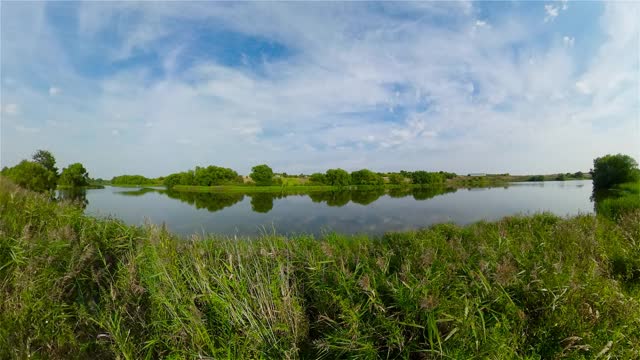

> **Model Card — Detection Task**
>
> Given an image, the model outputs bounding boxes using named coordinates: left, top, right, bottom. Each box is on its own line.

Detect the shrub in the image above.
left=592, top=154, right=640, bottom=190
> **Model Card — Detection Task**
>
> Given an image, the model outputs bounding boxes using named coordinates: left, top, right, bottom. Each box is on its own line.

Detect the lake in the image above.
left=61, top=180, right=595, bottom=237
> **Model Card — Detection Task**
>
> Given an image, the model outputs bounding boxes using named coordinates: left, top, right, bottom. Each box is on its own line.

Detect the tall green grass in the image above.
left=1, top=177, right=640, bottom=358
left=597, top=182, right=640, bottom=220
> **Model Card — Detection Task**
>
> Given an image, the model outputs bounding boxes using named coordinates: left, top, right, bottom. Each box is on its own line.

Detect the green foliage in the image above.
left=574, top=171, right=584, bottom=178
left=32, top=149, right=58, bottom=176
left=410, top=171, right=445, bottom=186
left=250, top=164, right=274, bottom=186
left=598, top=194, right=640, bottom=220
left=58, top=163, right=90, bottom=187
left=111, top=174, right=153, bottom=185
left=164, top=166, right=240, bottom=189
left=2, top=177, right=640, bottom=359
left=439, top=171, right=457, bottom=179
left=350, top=169, right=384, bottom=186
left=309, top=172, right=327, bottom=184
left=325, top=168, right=351, bottom=186
left=555, top=173, right=566, bottom=181
left=1, top=160, right=57, bottom=192
left=387, top=173, right=406, bottom=185
left=596, top=182, right=640, bottom=220
left=193, top=165, right=239, bottom=186
left=592, top=154, right=640, bottom=190
left=528, top=175, right=545, bottom=182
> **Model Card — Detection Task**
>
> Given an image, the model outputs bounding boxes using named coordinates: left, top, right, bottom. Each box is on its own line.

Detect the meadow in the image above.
left=2, top=176, right=639, bottom=359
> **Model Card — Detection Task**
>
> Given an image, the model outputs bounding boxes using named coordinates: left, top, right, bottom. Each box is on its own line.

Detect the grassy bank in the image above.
left=1, top=177, right=640, bottom=358
left=596, top=182, right=640, bottom=220
left=108, top=184, right=166, bottom=188
left=58, top=184, right=106, bottom=190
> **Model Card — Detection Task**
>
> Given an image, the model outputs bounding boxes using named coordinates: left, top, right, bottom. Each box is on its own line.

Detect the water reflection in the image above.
left=58, top=188, right=89, bottom=209
left=121, top=186, right=458, bottom=214
left=163, top=190, right=245, bottom=212
left=116, top=188, right=159, bottom=197
left=413, top=187, right=456, bottom=200
left=308, top=190, right=352, bottom=207
left=87, top=180, right=594, bottom=236
left=250, top=193, right=276, bottom=213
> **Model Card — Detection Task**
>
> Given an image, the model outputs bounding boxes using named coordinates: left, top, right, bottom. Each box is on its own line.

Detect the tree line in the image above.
left=159, top=163, right=454, bottom=189
left=1, top=150, right=90, bottom=192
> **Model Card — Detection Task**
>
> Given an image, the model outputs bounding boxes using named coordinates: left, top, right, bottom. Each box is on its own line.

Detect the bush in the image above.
left=1, top=160, right=57, bottom=192
left=250, top=164, right=274, bottom=186
left=350, top=169, right=384, bottom=186
left=388, top=173, right=405, bottom=185
left=592, top=154, right=640, bottom=190
left=410, top=171, right=444, bottom=186
left=111, top=174, right=152, bottom=185
left=309, top=173, right=327, bottom=184
left=325, top=169, right=351, bottom=186
left=59, top=163, right=90, bottom=187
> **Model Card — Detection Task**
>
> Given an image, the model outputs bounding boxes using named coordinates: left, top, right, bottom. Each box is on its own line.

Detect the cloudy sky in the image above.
left=1, top=1, right=638, bottom=178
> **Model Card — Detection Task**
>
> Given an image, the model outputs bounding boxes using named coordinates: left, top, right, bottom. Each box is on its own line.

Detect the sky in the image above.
left=1, top=1, right=639, bottom=178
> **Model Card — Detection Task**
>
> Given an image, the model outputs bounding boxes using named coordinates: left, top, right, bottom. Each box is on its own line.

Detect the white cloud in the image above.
left=544, top=5, right=559, bottom=22
left=2, top=103, right=20, bottom=115
left=545, top=1, right=571, bottom=22
left=49, top=86, right=61, bottom=96
left=563, top=36, right=575, bottom=47
left=1, top=2, right=638, bottom=177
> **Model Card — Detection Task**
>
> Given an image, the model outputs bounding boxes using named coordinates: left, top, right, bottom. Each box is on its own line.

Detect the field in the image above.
left=2, top=176, right=640, bottom=358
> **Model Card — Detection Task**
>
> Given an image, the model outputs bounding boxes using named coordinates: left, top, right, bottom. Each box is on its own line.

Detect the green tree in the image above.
left=591, top=154, right=640, bottom=190
left=350, top=169, right=384, bottom=186
left=250, top=164, right=274, bottom=186
left=59, top=163, right=90, bottom=187
left=32, top=149, right=58, bottom=176
left=325, top=169, right=351, bottom=186
left=410, top=171, right=445, bottom=186
left=388, top=173, right=405, bottom=185
left=2, top=160, right=57, bottom=192
left=309, top=173, right=327, bottom=184
left=112, top=175, right=146, bottom=185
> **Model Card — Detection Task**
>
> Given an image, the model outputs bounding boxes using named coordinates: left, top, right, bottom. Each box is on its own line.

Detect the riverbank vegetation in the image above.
left=1, top=176, right=640, bottom=358
left=0, top=150, right=96, bottom=192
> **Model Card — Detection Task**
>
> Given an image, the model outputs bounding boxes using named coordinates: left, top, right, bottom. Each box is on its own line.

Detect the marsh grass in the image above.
left=597, top=182, right=640, bottom=220
left=1, top=177, right=640, bottom=358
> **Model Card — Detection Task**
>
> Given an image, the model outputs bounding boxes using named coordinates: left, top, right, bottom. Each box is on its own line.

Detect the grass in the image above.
left=2, top=176, right=640, bottom=358
left=596, top=182, right=640, bottom=220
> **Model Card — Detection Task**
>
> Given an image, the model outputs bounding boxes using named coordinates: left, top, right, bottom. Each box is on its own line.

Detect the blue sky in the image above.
left=1, top=1, right=638, bottom=178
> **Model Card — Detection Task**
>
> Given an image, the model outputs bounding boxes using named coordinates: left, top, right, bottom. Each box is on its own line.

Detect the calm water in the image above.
left=64, top=180, right=594, bottom=237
